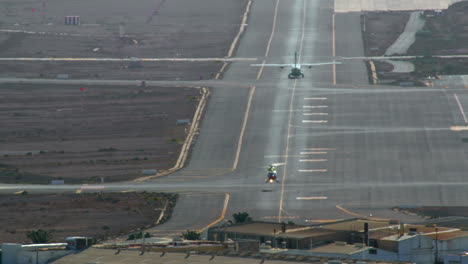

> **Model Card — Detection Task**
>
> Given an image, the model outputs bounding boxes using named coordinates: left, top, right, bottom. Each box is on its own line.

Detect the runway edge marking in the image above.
left=232, top=86, right=256, bottom=170
left=134, top=87, right=210, bottom=181
left=198, top=193, right=230, bottom=232
left=216, top=0, right=253, bottom=79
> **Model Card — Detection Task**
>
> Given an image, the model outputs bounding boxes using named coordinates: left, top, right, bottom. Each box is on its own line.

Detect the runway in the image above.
left=3, top=0, right=468, bottom=237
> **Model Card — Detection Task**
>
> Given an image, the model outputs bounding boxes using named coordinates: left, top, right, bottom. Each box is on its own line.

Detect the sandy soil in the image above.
left=0, top=0, right=247, bottom=80
left=0, top=192, right=177, bottom=244
left=0, top=84, right=200, bottom=184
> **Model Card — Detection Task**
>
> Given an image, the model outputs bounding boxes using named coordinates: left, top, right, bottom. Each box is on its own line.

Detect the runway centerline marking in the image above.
left=279, top=0, right=307, bottom=223
left=454, top=93, right=468, bottom=123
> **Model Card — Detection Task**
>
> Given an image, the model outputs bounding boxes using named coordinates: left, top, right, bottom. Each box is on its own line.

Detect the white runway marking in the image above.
left=299, top=169, right=327, bottom=172
left=300, top=159, right=327, bottom=162
left=296, top=196, right=328, bottom=200
left=300, top=152, right=327, bottom=155
left=303, top=148, right=335, bottom=151
left=454, top=93, right=468, bottom=123
left=302, top=120, right=328, bottom=123
left=303, top=105, right=328, bottom=108
left=304, top=97, right=327, bottom=100
left=303, top=113, right=328, bottom=116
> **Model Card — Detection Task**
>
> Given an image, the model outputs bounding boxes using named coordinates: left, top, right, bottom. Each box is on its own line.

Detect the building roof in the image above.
left=211, top=222, right=306, bottom=237
left=424, top=230, right=468, bottom=240
left=308, top=242, right=370, bottom=255
left=52, top=247, right=405, bottom=264
left=320, top=219, right=394, bottom=232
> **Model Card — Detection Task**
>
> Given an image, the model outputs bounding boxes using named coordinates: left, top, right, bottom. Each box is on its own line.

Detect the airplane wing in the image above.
left=250, top=63, right=293, bottom=67
left=301, top=61, right=342, bottom=66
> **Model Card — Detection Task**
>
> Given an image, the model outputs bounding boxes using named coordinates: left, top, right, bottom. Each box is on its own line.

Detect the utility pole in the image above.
left=434, top=225, right=439, bottom=264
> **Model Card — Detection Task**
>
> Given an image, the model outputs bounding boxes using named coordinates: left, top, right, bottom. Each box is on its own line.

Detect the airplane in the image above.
left=251, top=52, right=341, bottom=79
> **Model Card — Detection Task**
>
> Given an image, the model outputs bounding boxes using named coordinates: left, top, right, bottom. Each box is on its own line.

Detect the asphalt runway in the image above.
left=3, top=0, right=468, bottom=237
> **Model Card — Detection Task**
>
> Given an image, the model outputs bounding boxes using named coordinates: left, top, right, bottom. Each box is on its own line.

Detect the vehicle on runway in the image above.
left=251, top=52, right=340, bottom=79
left=266, top=171, right=279, bottom=183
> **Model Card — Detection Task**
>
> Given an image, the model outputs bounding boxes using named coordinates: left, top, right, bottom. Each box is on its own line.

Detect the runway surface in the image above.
left=3, top=0, right=468, bottom=237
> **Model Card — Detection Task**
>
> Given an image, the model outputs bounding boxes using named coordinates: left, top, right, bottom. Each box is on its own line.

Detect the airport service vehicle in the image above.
left=251, top=52, right=340, bottom=79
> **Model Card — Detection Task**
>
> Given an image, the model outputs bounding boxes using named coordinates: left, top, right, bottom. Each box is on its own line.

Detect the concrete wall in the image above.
left=397, top=235, right=434, bottom=264
left=1, top=243, right=72, bottom=264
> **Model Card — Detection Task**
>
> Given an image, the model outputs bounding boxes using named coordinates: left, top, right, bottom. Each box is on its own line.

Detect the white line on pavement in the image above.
left=300, top=152, right=327, bottom=155
left=298, top=169, right=328, bottom=172
left=303, top=113, right=328, bottom=115
left=300, top=159, right=327, bottom=162
left=454, top=93, right=468, bottom=123
left=304, top=97, right=327, bottom=100
left=296, top=196, right=328, bottom=200
left=302, top=120, right=328, bottom=123
left=303, top=105, right=328, bottom=108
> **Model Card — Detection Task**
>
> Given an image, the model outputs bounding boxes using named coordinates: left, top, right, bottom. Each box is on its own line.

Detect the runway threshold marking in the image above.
left=198, top=193, right=230, bottom=232
left=454, top=93, right=468, bottom=123
left=232, top=86, right=255, bottom=170
left=279, top=0, right=308, bottom=223
left=296, top=196, right=328, bottom=200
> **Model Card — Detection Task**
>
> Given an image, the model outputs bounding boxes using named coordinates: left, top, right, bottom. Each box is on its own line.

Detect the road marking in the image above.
left=279, top=0, right=307, bottom=223
left=120, top=190, right=135, bottom=193
left=256, top=0, right=281, bottom=80
left=227, top=0, right=253, bottom=58
left=304, top=97, right=327, bottom=100
left=75, top=189, right=82, bottom=194
left=305, top=219, right=343, bottom=223
left=274, top=109, right=310, bottom=112
left=300, top=151, right=327, bottom=155
left=302, top=120, right=328, bottom=123
left=454, top=93, right=468, bottom=123
left=451, top=126, right=468, bottom=131
left=303, top=148, right=336, bottom=151
left=232, top=86, right=255, bottom=170
left=300, top=159, right=327, bottom=162
left=299, top=169, right=328, bottom=172
left=0, top=57, right=258, bottom=62
left=303, top=113, right=328, bottom=116
left=336, top=205, right=366, bottom=217
left=332, top=13, right=337, bottom=85
left=198, top=193, right=230, bottom=232
left=296, top=196, right=328, bottom=200
left=303, top=105, right=328, bottom=108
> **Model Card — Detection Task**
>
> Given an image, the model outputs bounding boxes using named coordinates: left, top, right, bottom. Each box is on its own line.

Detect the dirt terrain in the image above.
left=363, top=2, right=468, bottom=83
left=0, top=192, right=177, bottom=243
left=362, top=12, right=410, bottom=56
left=0, top=84, right=200, bottom=184
left=0, top=0, right=247, bottom=80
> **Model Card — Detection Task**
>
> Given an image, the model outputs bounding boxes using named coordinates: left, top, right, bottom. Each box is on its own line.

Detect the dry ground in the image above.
left=0, top=0, right=247, bottom=80
left=362, top=12, right=410, bottom=56
left=363, top=2, right=468, bottom=83
left=0, top=84, right=200, bottom=184
left=0, top=192, right=177, bottom=244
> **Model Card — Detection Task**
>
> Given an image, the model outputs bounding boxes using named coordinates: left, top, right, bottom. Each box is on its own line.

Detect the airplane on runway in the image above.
left=251, top=52, right=340, bottom=79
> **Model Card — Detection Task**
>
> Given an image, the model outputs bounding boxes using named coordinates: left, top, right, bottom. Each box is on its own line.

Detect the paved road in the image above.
left=3, top=0, right=468, bottom=238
